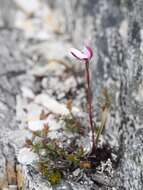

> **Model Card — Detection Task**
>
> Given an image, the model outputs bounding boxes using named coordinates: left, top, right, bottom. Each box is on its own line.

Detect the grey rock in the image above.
left=72, top=169, right=80, bottom=177
left=0, top=0, right=143, bottom=190
left=0, top=0, right=16, bottom=28
left=0, top=29, right=28, bottom=189
left=47, top=0, right=143, bottom=189
left=53, top=180, right=73, bottom=190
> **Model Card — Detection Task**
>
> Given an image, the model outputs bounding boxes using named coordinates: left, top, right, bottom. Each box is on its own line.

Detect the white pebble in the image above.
left=18, top=148, right=39, bottom=165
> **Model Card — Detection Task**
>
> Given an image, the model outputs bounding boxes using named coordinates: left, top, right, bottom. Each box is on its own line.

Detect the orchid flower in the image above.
left=70, top=45, right=96, bottom=154
left=70, top=46, right=93, bottom=61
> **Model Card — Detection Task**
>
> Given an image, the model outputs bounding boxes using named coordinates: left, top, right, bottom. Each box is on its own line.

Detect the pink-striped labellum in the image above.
left=70, top=46, right=93, bottom=61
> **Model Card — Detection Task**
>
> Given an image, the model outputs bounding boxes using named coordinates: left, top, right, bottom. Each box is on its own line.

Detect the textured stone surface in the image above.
left=0, top=29, right=28, bottom=189
left=48, top=0, right=143, bottom=189
left=0, top=0, right=143, bottom=190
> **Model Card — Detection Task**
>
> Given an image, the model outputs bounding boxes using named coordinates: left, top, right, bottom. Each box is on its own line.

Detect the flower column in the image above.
left=70, top=46, right=96, bottom=153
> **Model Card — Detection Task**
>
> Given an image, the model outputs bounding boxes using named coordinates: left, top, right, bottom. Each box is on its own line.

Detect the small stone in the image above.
left=88, top=180, right=94, bottom=185
left=111, top=152, right=117, bottom=161
left=27, top=102, right=44, bottom=121
left=42, top=77, right=48, bottom=89
left=84, top=181, right=88, bottom=185
left=28, top=114, right=62, bottom=132
left=57, top=92, right=65, bottom=100
left=14, top=0, right=40, bottom=14
left=53, top=180, right=72, bottom=190
left=35, top=93, right=79, bottom=115
left=68, top=175, right=73, bottom=179
left=18, top=148, right=39, bottom=165
left=73, top=168, right=80, bottom=177
left=21, top=86, right=35, bottom=99
left=28, top=120, right=47, bottom=131
left=47, top=116, right=63, bottom=131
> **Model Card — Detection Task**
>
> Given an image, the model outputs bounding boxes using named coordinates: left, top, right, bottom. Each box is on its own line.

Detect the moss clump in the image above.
left=47, top=169, right=62, bottom=185
left=66, top=154, right=80, bottom=166
left=39, top=163, right=62, bottom=185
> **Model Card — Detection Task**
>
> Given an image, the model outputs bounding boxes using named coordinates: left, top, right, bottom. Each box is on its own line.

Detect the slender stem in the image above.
left=85, top=60, right=96, bottom=153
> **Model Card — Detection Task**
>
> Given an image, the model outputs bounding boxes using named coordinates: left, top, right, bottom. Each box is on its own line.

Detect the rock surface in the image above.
left=0, top=0, right=143, bottom=190
left=0, top=29, right=29, bottom=189
left=49, top=0, right=143, bottom=189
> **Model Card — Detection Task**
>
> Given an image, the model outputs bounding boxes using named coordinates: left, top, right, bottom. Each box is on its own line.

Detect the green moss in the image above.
left=40, top=163, right=62, bottom=185
left=47, top=169, right=62, bottom=185
left=67, top=154, right=80, bottom=166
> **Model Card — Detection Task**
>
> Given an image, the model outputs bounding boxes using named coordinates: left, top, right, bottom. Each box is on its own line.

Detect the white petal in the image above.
left=70, top=48, right=88, bottom=60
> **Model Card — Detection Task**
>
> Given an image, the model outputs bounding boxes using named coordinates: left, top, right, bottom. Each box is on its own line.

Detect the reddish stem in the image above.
left=85, top=60, right=96, bottom=153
